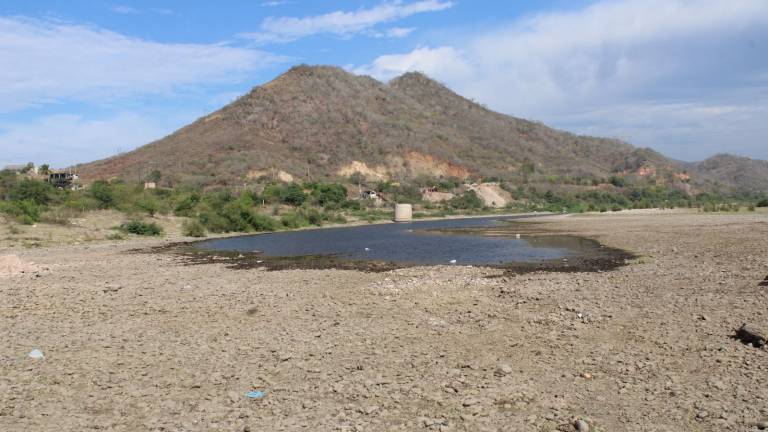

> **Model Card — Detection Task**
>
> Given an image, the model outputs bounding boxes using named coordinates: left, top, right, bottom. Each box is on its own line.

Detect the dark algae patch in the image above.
left=149, top=216, right=635, bottom=274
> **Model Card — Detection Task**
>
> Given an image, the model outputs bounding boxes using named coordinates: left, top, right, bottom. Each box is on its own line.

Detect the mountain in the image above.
left=693, top=154, right=768, bottom=194
left=75, top=65, right=765, bottom=193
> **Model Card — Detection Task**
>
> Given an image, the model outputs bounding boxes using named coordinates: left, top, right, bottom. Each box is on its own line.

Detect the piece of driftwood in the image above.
left=736, top=324, right=766, bottom=348
left=759, top=275, right=768, bottom=287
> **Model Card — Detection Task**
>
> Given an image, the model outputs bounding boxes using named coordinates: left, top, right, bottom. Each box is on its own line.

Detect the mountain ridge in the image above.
left=75, top=65, right=768, bottom=193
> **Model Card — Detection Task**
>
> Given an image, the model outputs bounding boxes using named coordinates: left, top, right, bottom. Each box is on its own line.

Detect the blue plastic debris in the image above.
left=246, top=390, right=265, bottom=399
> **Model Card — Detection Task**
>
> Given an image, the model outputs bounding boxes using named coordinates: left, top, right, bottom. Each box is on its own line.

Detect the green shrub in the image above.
left=757, top=198, right=768, bottom=208
left=283, top=184, right=307, bottom=206
left=120, top=221, right=162, bottom=236
left=262, top=183, right=307, bottom=207
left=0, top=200, right=42, bottom=224
left=280, top=211, right=308, bottom=229
left=173, top=193, right=201, bottom=217
left=306, top=208, right=325, bottom=226
left=247, top=213, right=278, bottom=232
left=10, top=179, right=53, bottom=205
left=608, top=176, right=626, bottom=188
left=182, top=219, right=207, bottom=237
left=90, top=181, right=115, bottom=209
left=341, top=200, right=362, bottom=210
left=449, top=191, right=484, bottom=210
left=311, top=183, right=347, bottom=207
left=65, top=195, right=101, bottom=212
left=135, top=195, right=160, bottom=216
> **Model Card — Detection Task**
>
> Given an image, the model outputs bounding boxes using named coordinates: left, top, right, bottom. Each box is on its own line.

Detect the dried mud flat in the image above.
left=2, top=210, right=768, bottom=432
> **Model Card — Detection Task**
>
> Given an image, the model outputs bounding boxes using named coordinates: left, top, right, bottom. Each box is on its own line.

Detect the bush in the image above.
left=90, top=181, right=115, bottom=209
left=310, top=183, right=347, bottom=207
left=262, top=183, right=307, bottom=207
left=248, top=213, right=278, bottom=232
left=174, top=193, right=201, bottom=217
left=608, top=176, right=626, bottom=188
left=135, top=195, right=160, bottom=216
left=280, top=212, right=308, bottom=229
left=757, top=198, right=768, bottom=208
left=120, top=220, right=162, bottom=236
left=0, top=200, right=42, bottom=224
left=10, top=179, right=53, bottom=205
left=182, top=219, right=207, bottom=237
left=449, top=191, right=484, bottom=210
left=283, top=184, right=307, bottom=207
left=65, top=195, right=101, bottom=212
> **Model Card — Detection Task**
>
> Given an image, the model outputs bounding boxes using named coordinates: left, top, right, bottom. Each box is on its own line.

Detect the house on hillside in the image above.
left=47, top=171, right=81, bottom=190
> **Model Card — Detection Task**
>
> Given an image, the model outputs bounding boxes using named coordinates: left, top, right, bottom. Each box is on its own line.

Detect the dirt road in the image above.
left=1, top=210, right=767, bottom=431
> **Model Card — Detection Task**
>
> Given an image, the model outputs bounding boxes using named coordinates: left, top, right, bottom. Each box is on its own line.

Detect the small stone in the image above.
left=581, top=372, right=593, bottom=380
left=756, top=420, right=768, bottom=430
left=495, top=364, right=513, bottom=377
left=574, top=419, right=590, bottom=432
left=462, top=398, right=481, bottom=407
left=363, top=405, right=380, bottom=415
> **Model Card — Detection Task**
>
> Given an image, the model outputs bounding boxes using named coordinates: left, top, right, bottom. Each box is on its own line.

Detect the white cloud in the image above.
left=261, top=1, right=293, bottom=6
left=242, top=0, right=452, bottom=43
left=0, top=17, right=286, bottom=112
left=373, top=27, right=416, bottom=38
left=354, top=46, right=472, bottom=82
left=355, top=0, right=768, bottom=160
left=0, top=113, right=190, bottom=168
left=111, top=5, right=138, bottom=14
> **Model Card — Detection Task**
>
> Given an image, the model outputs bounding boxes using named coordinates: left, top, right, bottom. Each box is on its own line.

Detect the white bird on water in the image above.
left=364, top=247, right=371, bottom=251
left=449, top=259, right=457, bottom=264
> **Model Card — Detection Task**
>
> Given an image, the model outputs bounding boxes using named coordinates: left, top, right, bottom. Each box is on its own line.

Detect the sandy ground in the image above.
left=2, top=209, right=768, bottom=431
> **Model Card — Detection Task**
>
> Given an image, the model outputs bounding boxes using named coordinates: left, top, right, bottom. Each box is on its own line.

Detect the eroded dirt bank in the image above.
left=2, top=210, right=768, bottom=431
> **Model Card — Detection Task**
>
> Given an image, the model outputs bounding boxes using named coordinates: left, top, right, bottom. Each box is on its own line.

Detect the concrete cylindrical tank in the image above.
left=394, top=204, right=413, bottom=222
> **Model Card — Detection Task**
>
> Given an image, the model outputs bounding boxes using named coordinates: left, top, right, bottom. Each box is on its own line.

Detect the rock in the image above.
left=756, top=420, right=768, bottom=430
left=462, top=398, right=481, bottom=407
left=494, top=364, right=513, bottom=377
left=362, top=405, right=379, bottom=415
left=574, top=419, right=590, bottom=432
left=581, top=372, right=593, bottom=380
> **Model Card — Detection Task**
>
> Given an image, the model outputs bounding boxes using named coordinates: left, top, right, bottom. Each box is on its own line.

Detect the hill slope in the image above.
left=76, top=65, right=764, bottom=192
left=692, top=154, right=768, bottom=194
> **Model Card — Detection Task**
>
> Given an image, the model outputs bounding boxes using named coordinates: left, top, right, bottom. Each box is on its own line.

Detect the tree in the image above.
left=520, top=160, right=535, bottom=184
left=20, top=162, right=35, bottom=174
left=148, top=170, right=162, bottom=184
left=283, top=184, right=307, bottom=207
left=90, top=181, right=115, bottom=209
left=39, top=164, right=50, bottom=175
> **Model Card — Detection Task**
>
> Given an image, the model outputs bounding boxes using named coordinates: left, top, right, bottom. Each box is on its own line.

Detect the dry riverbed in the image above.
left=1, top=209, right=768, bottom=431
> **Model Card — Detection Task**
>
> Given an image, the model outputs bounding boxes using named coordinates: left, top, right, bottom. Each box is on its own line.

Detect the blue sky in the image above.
left=1, top=0, right=767, bottom=168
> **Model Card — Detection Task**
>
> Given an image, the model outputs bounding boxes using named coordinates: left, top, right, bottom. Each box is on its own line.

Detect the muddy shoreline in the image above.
left=149, top=220, right=636, bottom=274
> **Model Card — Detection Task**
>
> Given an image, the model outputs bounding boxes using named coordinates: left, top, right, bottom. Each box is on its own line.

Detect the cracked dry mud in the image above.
left=2, top=210, right=768, bottom=431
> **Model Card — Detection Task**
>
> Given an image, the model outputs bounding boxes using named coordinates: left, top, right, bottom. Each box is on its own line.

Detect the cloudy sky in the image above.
left=1, top=0, right=767, bottom=168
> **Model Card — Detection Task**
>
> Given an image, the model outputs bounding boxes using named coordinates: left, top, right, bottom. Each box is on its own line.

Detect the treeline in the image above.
left=502, top=184, right=768, bottom=213
left=0, top=172, right=378, bottom=237
left=2, top=169, right=767, bottom=239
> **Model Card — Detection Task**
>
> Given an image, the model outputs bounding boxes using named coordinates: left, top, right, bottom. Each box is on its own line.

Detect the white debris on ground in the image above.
left=0, top=255, right=38, bottom=277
